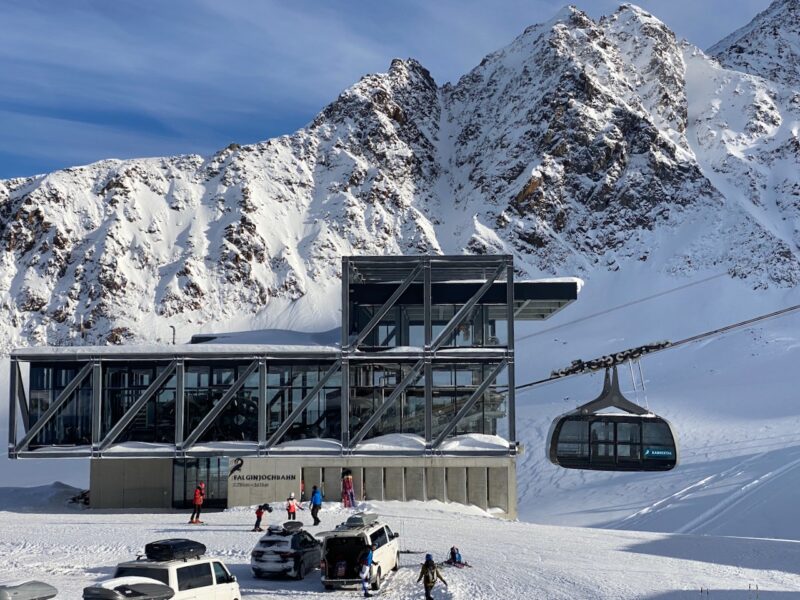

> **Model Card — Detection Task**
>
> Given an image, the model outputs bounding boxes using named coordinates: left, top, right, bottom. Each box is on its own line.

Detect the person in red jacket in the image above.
left=252, top=504, right=265, bottom=532
left=189, top=482, right=205, bottom=524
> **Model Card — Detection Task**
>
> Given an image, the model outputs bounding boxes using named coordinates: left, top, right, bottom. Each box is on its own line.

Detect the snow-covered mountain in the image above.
left=710, top=0, right=800, bottom=90
left=0, top=2, right=798, bottom=351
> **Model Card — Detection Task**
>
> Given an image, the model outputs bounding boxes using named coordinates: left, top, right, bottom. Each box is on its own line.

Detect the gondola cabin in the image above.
left=547, top=413, right=678, bottom=471
left=546, top=366, right=679, bottom=472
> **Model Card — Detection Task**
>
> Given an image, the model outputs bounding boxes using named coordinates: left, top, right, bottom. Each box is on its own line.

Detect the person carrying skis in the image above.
left=252, top=504, right=265, bottom=532
left=189, top=481, right=205, bottom=524
left=286, top=492, right=303, bottom=521
left=417, top=553, right=447, bottom=600
left=310, top=485, right=323, bottom=526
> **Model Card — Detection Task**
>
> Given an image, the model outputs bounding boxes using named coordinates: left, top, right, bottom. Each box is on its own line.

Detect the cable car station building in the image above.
left=6, top=256, right=579, bottom=519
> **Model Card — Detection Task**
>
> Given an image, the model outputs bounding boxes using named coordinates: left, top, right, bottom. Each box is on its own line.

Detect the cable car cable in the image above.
left=511, top=301, right=800, bottom=394
left=516, top=272, right=728, bottom=342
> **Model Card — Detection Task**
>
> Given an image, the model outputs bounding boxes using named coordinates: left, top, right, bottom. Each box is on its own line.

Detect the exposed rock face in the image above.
left=710, top=0, right=800, bottom=90
left=0, top=3, right=798, bottom=349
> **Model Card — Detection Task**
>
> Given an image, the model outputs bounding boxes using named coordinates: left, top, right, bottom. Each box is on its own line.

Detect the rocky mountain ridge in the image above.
left=710, top=0, right=800, bottom=90
left=0, top=1, right=798, bottom=349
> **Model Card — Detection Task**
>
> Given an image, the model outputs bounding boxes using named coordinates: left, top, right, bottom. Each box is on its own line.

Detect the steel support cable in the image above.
left=517, top=273, right=728, bottom=342
left=510, top=301, right=800, bottom=395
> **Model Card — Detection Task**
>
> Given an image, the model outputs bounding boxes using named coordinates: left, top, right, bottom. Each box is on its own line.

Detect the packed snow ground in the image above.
left=2, top=497, right=800, bottom=599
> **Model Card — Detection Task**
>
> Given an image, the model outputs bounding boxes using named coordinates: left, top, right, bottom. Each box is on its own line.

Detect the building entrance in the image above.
left=172, top=458, right=229, bottom=508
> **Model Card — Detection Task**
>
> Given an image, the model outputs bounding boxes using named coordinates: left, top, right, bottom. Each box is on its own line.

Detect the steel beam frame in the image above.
left=349, top=262, right=422, bottom=349
left=181, top=360, right=259, bottom=450
left=7, top=359, right=18, bottom=456
left=98, top=361, right=178, bottom=451
left=506, top=257, right=516, bottom=443
left=14, top=361, right=94, bottom=453
left=432, top=359, right=508, bottom=448
left=9, top=254, right=525, bottom=458
left=91, top=361, right=102, bottom=448
left=13, top=360, right=30, bottom=431
left=430, top=262, right=506, bottom=351
left=349, top=359, right=424, bottom=447
left=257, top=359, right=267, bottom=452
left=265, top=359, right=342, bottom=448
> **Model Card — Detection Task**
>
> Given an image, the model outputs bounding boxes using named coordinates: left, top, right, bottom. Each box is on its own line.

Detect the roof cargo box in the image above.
left=0, top=581, right=58, bottom=600
left=144, top=538, right=206, bottom=561
left=344, top=513, right=378, bottom=528
left=282, top=521, right=304, bottom=532
left=83, top=581, right=174, bottom=600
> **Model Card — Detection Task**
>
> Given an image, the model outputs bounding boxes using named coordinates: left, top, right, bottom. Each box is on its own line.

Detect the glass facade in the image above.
left=103, top=362, right=175, bottom=443
left=172, top=457, right=229, bottom=508
left=348, top=362, right=508, bottom=441
left=16, top=257, right=527, bottom=453
left=351, top=304, right=509, bottom=349
left=185, top=363, right=259, bottom=443
left=267, top=363, right=341, bottom=442
left=29, top=364, right=92, bottom=447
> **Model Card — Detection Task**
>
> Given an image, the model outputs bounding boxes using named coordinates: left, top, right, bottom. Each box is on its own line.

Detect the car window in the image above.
left=385, top=526, right=395, bottom=539
left=212, top=562, right=229, bottom=584
left=114, top=566, right=169, bottom=584
left=370, top=527, right=388, bottom=548
left=177, top=563, right=213, bottom=590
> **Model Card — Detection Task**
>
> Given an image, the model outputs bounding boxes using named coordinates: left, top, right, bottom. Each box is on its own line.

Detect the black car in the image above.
left=250, top=522, right=322, bottom=580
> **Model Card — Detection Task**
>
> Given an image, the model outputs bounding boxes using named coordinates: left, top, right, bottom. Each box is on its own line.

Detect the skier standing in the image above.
left=189, top=481, right=205, bottom=524
left=417, top=554, right=447, bottom=600
left=310, top=485, right=323, bottom=526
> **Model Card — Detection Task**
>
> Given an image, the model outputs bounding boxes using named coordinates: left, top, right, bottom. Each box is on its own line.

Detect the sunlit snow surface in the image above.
left=2, top=497, right=800, bottom=598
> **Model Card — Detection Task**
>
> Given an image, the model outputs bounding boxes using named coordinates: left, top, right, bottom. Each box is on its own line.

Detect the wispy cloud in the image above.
left=0, top=0, right=771, bottom=178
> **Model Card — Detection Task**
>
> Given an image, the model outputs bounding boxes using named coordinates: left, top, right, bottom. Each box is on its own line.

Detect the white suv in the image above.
left=320, top=513, right=400, bottom=591
left=113, top=557, right=240, bottom=600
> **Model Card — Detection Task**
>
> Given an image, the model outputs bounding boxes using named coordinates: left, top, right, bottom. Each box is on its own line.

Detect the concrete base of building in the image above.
left=90, top=456, right=518, bottom=519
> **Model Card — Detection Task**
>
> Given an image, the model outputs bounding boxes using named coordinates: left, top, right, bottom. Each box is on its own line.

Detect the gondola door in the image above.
left=589, top=421, right=615, bottom=467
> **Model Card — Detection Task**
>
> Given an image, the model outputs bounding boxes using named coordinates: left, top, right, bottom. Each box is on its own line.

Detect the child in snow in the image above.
left=417, top=553, right=447, bottom=600
left=252, top=504, right=272, bottom=531
left=286, top=492, right=303, bottom=520
left=446, top=545, right=468, bottom=566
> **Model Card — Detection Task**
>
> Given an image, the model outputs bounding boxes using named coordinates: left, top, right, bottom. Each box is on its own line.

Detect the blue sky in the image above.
left=0, top=0, right=771, bottom=179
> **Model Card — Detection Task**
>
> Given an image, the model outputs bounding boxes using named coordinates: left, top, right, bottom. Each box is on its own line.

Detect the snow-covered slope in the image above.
left=0, top=3, right=798, bottom=352
left=710, top=0, right=800, bottom=90
left=512, top=265, right=800, bottom=540
left=2, top=499, right=800, bottom=598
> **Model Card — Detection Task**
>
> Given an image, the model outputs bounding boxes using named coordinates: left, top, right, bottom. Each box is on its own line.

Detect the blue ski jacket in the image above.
left=311, top=489, right=323, bottom=506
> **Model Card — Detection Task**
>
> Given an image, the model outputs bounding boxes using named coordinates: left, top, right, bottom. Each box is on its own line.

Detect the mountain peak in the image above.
left=709, top=0, right=800, bottom=88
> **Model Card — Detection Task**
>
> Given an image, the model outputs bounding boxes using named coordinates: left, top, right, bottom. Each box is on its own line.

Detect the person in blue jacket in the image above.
left=310, top=485, right=323, bottom=526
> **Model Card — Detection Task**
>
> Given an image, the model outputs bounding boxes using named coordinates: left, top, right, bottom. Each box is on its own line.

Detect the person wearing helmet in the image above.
left=189, top=481, right=205, bottom=524
left=417, top=553, right=447, bottom=600
left=285, top=491, right=303, bottom=520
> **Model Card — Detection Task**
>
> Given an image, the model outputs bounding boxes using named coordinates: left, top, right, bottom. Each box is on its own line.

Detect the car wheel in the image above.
left=324, top=584, right=334, bottom=590
left=295, top=557, right=305, bottom=580
left=392, top=552, right=399, bottom=571
left=371, top=568, right=381, bottom=591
